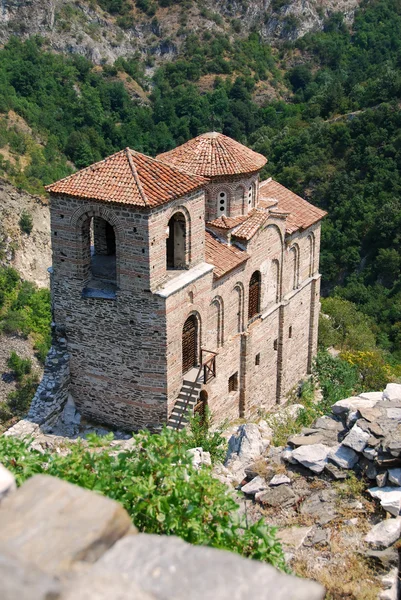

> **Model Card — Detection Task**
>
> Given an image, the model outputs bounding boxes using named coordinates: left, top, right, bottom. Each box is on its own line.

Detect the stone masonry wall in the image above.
left=205, top=172, right=260, bottom=221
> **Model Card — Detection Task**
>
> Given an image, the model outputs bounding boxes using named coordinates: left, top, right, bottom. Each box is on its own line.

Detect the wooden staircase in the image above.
left=167, top=379, right=202, bottom=430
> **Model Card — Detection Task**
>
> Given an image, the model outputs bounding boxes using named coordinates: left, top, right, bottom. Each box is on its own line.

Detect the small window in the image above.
left=255, top=353, right=260, bottom=366
left=273, top=339, right=278, bottom=351
left=228, top=372, right=238, bottom=393
left=218, top=191, right=227, bottom=215
left=248, top=186, right=252, bottom=205
left=289, top=326, right=292, bottom=338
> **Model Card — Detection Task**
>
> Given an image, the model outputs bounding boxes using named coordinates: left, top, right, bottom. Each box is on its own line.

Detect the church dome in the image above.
left=157, top=132, right=267, bottom=178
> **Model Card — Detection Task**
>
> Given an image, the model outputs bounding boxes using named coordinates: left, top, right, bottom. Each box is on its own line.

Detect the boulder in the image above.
left=0, top=464, right=16, bottom=504
left=388, top=468, right=401, bottom=486
left=314, top=416, right=343, bottom=432
left=368, top=487, right=401, bottom=517
left=342, top=424, right=370, bottom=453
left=225, top=424, right=266, bottom=466
left=288, top=434, right=324, bottom=447
left=0, top=475, right=133, bottom=575
left=291, top=444, right=331, bottom=474
left=379, top=567, right=399, bottom=600
left=332, top=396, right=379, bottom=417
left=325, top=463, right=347, bottom=480
left=300, top=490, right=337, bottom=525
left=365, top=517, right=401, bottom=548
left=328, top=444, right=358, bottom=469
left=241, top=476, right=268, bottom=496
left=383, top=383, right=401, bottom=402
left=88, top=534, right=325, bottom=600
left=0, top=549, right=61, bottom=600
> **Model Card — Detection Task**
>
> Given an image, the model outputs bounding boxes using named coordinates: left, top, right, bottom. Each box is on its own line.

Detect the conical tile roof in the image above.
left=157, top=132, right=267, bottom=177
left=45, top=148, right=208, bottom=207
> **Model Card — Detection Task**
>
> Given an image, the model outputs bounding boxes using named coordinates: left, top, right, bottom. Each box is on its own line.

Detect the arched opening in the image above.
left=217, top=190, right=228, bottom=216
left=289, top=246, right=299, bottom=290
left=88, top=216, right=117, bottom=286
left=307, top=234, right=315, bottom=277
left=210, top=297, right=224, bottom=348
left=182, top=314, right=199, bottom=374
left=234, top=283, right=244, bottom=332
left=167, top=212, right=187, bottom=270
left=248, top=270, right=261, bottom=320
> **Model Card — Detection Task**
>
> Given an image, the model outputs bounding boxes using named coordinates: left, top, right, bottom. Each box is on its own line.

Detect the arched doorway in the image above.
left=182, top=315, right=198, bottom=374
left=248, top=270, right=261, bottom=319
left=167, top=212, right=187, bottom=269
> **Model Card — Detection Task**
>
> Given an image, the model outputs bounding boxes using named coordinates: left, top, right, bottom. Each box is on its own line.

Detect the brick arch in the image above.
left=288, top=243, right=300, bottom=290
left=70, top=203, right=125, bottom=239
left=166, top=205, right=192, bottom=266
left=214, top=186, right=232, bottom=217
left=271, top=258, right=281, bottom=303
left=264, top=223, right=285, bottom=299
left=210, top=295, right=224, bottom=348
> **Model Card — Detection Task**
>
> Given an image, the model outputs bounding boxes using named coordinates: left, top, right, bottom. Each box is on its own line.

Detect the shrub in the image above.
left=185, top=408, right=227, bottom=464
left=18, top=211, right=33, bottom=235
left=7, top=351, right=32, bottom=380
left=0, top=432, right=288, bottom=571
left=7, top=373, right=38, bottom=413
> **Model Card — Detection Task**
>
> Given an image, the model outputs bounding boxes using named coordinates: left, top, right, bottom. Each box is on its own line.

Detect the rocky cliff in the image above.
left=0, top=0, right=361, bottom=65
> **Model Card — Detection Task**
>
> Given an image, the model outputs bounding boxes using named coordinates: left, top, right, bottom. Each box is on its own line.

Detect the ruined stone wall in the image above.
left=205, top=172, right=260, bottom=221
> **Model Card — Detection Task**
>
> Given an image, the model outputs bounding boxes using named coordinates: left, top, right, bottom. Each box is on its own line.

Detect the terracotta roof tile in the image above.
left=45, top=148, right=207, bottom=207
left=259, top=179, right=327, bottom=234
left=232, top=209, right=269, bottom=241
left=205, top=231, right=249, bottom=278
left=207, top=214, right=248, bottom=230
left=157, top=132, right=267, bottom=177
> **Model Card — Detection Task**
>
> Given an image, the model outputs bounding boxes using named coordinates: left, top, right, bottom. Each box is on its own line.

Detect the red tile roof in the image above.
left=259, top=179, right=327, bottom=234
left=157, top=132, right=267, bottom=177
left=232, top=209, right=269, bottom=241
left=205, top=231, right=249, bottom=278
left=207, top=214, right=248, bottom=230
left=45, top=148, right=208, bottom=207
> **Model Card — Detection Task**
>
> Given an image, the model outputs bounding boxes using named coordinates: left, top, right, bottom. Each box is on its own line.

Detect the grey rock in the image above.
left=256, top=485, right=297, bottom=508
left=368, top=487, right=401, bottom=516
left=269, top=474, right=291, bottom=486
left=92, top=534, right=325, bottom=600
left=291, top=444, right=331, bottom=474
left=383, top=383, right=401, bottom=402
left=62, top=572, right=155, bottom=600
left=241, top=476, right=268, bottom=496
left=0, top=548, right=61, bottom=600
left=365, top=547, right=399, bottom=568
left=376, top=472, right=388, bottom=488
left=188, top=448, right=212, bottom=469
left=342, top=423, right=370, bottom=453
left=226, top=424, right=266, bottom=466
left=0, top=464, right=16, bottom=504
left=363, top=447, right=378, bottom=460
left=244, top=463, right=274, bottom=481
left=0, top=475, right=133, bottom=575
left=365, top=517, right=401, bottom=548
left=304, top=528, right=330, bottom=547
left=288, top=434, right=323, bottom=447
left=328, top=444, right=358, bottom=469
left=325, top=462, right=347, bottom=480
left=282, top=447, right=297, bottom=464
left=300, top=490, right=337, bottom=526
left=386, top=408, right=401, bottom=420
left=277, top=526, right=313, bottom=550
left=388, top=468, right=401, bottom=486
left=358, top=406, right=383, bottom=422
left=380, top=567, right=399, bottom=600
left=314, top=416, right=343, bottom=432
left=332, top=396, right=379, bottom=416
left=360, top=392, right=384, bottom=401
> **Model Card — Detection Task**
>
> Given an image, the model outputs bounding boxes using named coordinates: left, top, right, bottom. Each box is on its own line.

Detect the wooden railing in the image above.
left=175, top=348, right=218, bottom=430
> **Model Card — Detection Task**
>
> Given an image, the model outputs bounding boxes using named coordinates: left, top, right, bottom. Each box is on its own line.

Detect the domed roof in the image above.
left=157, top=132, right=267, bottom=177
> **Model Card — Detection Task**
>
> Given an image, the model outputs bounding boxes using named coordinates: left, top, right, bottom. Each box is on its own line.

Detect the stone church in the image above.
left=46, top=132, right=326, bottom=431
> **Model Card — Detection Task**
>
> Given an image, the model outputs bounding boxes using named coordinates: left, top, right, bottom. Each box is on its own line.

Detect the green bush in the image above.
left=7, top=351, right=32, bottom=380
left=7, top=373, right=38, bottom=413
left=0, top=432, right=287, bottom=571
left=185, top=408, right=227, bottom=464
left=18, top=211, right=33, bottom=235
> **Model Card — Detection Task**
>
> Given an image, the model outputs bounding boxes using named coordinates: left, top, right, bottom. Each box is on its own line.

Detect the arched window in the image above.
left=166, top=212, right=187, bottom=270
left=218, top=190, right=228, bottom=216
left=234, top=283, right=244, bottom=333
left=307, top=234, right=315, bottom=277
left=247, top=186, right=253, bottom=208
left=88, top=216, right=117, bottom=287
left=248, top=271, right=261, bottom=319
left=289, top=245, right=299, bottom=290
left=271, top=259, right=280, bottom=304
left=210, top=296, right=224, bottom=348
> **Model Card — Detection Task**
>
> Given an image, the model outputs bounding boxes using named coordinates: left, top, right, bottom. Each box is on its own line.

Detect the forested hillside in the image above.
left=0, top=0, right=400, bottom=361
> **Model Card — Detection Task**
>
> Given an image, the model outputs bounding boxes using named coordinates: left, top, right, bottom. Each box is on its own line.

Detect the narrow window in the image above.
left=248, top=186, right=252, bottom=207
left=248, top=270, right=261, bottom=320
left=255, top=353, right=260, bottom=365
left=228, top=372, right=238, bottom=393
left=89, top=216, right=117, bottom=286
left=289, top=326, right=293, bottom=338
left=218, top=191, right=227, bottom=215
left=274, top=339, right=278, bottom=351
